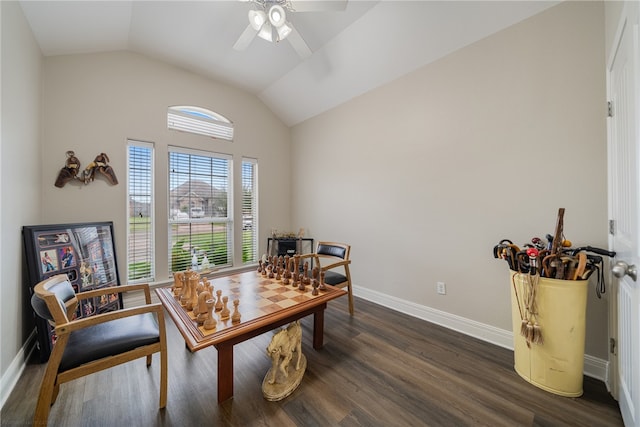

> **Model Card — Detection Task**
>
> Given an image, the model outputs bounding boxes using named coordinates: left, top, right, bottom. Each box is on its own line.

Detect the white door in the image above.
left=608, top=3, right=639, bottom=426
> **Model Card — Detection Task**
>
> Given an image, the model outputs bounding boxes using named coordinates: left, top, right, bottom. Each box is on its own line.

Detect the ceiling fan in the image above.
left=233, top=0, right=347, bottom=59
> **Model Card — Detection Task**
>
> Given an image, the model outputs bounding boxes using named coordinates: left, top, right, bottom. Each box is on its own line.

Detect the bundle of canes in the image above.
left=524, top=247, right=543, bottom=346
left=512, top=248, right=543, bottom=348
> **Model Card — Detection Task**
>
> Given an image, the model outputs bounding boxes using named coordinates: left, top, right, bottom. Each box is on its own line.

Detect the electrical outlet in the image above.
left=436, top=281, right=446, bottom=295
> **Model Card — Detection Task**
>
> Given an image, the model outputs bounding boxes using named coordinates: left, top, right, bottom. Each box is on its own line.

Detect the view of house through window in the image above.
left=127, top=141, right=154, bottom=282
left=169, top=148, right=232, bottom=272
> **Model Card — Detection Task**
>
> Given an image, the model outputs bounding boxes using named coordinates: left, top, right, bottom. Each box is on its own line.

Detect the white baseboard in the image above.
left=0, top=329, right=37, bottom=411
left=353, top=285, right=609, bottom=382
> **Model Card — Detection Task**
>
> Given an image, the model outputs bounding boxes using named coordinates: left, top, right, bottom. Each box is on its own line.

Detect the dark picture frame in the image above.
left=23, top=221, right=122, bottom=362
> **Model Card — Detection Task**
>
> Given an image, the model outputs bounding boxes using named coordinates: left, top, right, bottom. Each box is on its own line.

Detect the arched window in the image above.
left=167, top=106, right=234, bottom=141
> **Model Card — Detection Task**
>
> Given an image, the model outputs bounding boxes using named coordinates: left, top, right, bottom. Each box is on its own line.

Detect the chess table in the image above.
left=155, top=270, right=347, bottom=403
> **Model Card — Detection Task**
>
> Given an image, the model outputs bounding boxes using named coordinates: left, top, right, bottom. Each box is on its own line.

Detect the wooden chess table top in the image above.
left=156, top=270, right=346, bottom=352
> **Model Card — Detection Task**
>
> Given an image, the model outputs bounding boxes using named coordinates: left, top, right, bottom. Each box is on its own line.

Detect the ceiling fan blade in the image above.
left=233, top=24, right=258, bottom=51
left=289, top=0, right=347, bottom=12
left=286, top=26, right=312, bottom=59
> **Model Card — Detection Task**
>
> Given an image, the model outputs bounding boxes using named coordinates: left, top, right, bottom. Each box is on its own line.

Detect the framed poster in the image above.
left=23, top=221, right=122, bottom=362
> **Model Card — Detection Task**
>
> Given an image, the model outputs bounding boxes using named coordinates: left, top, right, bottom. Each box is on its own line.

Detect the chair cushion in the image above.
left=324, top=271, right=347, bottom=286
left=31, top=279, right=76, bottom=322
left=317, top=244, right=346, bottom=259
left=59, top=312, right=160, bottom=372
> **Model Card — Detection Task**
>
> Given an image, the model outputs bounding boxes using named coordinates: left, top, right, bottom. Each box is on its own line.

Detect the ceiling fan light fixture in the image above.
left=257, top=21, right=273, bottom=42
left=276, top=22, right=292, bottom=41
left=268, top=5, right=286, bottom=27
left=248, top=9, right=267, bottom=31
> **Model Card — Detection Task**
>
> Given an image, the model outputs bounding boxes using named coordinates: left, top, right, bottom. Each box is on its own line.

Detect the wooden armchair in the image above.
left=30, top=274, right=167, bottom=426
left=300, top=241, right=354, bottom=315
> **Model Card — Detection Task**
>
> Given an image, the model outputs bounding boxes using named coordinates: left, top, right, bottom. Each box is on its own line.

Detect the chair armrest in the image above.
left=55, top=303, right=163, bottom=335
left=316, top=255, right=351, bottom=271
left=297, top=253, right=320, bottom=266
left=76, top=283, right=152, bottom=304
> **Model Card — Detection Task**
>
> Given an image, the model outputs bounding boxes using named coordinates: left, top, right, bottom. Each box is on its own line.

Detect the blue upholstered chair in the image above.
left=30, top=274, right=167, bottom=426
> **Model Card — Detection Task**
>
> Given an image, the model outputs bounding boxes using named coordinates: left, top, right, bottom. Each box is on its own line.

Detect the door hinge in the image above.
left=610, top=337, right=617, bottom=355
left=608, top=101, right=614, bottom=117
left=609, top=219, right=616, bottom=235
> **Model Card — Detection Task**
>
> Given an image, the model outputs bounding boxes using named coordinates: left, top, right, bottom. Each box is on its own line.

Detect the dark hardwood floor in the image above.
left=1, top=295, right=623, bottom=426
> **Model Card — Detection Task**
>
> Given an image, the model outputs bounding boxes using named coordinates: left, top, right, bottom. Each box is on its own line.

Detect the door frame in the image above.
left=606, top=0, right=639, bottom=404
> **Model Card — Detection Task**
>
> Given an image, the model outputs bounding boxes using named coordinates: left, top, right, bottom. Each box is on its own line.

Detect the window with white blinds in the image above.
left=167, top=106, right=234, bottom=141
left=241, top=158, right=258, bottom=264
left=127, top=141, right=154, bottom=282
left=169, top=147, right=232, bottom=273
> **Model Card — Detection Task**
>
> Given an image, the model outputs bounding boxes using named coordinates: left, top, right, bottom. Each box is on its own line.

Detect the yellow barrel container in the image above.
left=510, top=271, right=588, bottom=397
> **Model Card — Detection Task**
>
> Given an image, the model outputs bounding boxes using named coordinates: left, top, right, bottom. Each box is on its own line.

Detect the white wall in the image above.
left=0, top=1, right=43, bottom=407
left=291, top=1, right=609, bottom=358
left=41, top=51, right=291, bottom=282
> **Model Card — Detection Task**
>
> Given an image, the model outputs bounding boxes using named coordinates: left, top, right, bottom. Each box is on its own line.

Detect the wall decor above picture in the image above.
left=55, top=150, right=118, bottom=187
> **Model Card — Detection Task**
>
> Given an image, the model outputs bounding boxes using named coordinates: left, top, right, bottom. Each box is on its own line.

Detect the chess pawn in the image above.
left=319, top=270, right=327, bottom=291
left=303, top=261, right=310, bottom=286
left=311, top=267, right=319, bottom=295
left=288, top=258, right=296, bottom=286
left=215, top=290, right=223, bottom=311
left=298, top=276, right=306, bottom=292
left=275, top=266, right=282, bottom=281
left=196, top=280, right=204, bottom=295
left=172, top=271, right=184, bottom=299
left=293, top=271, right=300, bottom=288
left=196, top=291, right=211, bottom=324
left=257, top=260, right=263, bottom=274
left=203, top=299, right=217, bottom=330
left=231, top=299, right=241, bottom=324
left=220, top=296, right=230, bottom=320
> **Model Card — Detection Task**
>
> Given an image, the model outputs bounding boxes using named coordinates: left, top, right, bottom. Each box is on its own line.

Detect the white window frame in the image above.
left=168, top=146, right=233, bottom=272
left=168, top=105, right=234, bottom=141
left=241, top=157, right=258, bottom=264
left=126, top=140, right=155, bottom=283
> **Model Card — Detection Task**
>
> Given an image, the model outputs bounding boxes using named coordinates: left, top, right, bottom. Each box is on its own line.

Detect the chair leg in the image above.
left=33, top=373, right=56, bottom=426
left=347, top=282, right=354, bottom=316
left=146, top=354, right=152, bottom=367
left=159, top=349, right=168, bottom=408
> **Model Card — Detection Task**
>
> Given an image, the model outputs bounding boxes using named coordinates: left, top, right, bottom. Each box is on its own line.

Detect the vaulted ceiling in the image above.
left=19, top=1, right=559, bottom=126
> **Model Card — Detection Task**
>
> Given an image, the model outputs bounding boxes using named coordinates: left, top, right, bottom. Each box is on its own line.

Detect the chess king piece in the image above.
left=262, top=321, right=307, bottom=401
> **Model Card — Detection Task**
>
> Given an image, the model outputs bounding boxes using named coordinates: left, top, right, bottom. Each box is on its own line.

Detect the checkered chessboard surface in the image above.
left=181, top=272, right=324, bottom=336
